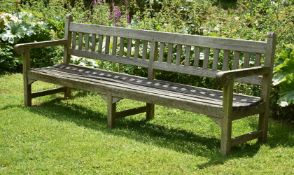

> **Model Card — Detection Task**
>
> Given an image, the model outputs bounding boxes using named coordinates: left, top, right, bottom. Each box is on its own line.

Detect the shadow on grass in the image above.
left=3, top=95, right=292, bottom=168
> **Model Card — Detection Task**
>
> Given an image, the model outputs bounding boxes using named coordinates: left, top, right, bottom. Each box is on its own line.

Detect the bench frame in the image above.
left=15, top=15, right=276, bottom=155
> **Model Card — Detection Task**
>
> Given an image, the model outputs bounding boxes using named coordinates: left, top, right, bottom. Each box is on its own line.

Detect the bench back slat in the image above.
left=70, top=23, right=266, bottom=53
left=233, top=51, right=240, bottom=69
left=212, top=49, right=219, bottom=70
left=68, top=22, right=273, bottom=85
left=222, top=50, right=229, bottom=71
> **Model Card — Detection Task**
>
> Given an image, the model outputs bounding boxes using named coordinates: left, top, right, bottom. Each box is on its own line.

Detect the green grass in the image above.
left=0, top=74, right=293, bottom=174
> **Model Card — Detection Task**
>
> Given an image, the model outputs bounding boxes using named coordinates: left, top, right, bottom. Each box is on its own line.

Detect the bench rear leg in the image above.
left=258, top=109, right=269, bottom=143
left=146, top=103, right=154, bottom=120
left=107, top=96, right=116, bottom=128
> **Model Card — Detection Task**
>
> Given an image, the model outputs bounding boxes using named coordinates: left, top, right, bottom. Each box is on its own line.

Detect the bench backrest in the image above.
left=64, top=15, right=276, bottom=85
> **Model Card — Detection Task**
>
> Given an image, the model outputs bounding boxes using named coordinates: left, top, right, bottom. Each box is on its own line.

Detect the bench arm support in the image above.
left=14, top=39, right=68, bottom=54
left=216, top=66, right=271, bottom=86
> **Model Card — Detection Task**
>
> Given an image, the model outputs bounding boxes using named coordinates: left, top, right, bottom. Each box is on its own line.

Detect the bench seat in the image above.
left=29, top=64, right=262, bottom=120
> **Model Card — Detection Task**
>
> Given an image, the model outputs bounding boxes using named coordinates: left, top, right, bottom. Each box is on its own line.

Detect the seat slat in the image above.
left=31, top=64, right=261, bottom=108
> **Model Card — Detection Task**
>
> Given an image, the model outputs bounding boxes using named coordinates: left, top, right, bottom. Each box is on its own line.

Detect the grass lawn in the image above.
left=0, top=74, right=293, bottom=174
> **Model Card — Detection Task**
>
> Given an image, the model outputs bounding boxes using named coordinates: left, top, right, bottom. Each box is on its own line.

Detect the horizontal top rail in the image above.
left=69, top=22, right=267, bottom=54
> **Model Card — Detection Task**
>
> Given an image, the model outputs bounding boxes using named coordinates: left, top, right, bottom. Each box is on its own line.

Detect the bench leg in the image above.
left=24, top=82, right=32, bottom=107
left=146, top=103, right=154, bottom=120
left=220, top=117, right=232, bottom=156
left=258, top=109, right=269, bottom=143
left=64, top=87, right=72, bottom=99
left=107, top=96, right=116, bottom=128
left=23, top=78, right=32, bottom=106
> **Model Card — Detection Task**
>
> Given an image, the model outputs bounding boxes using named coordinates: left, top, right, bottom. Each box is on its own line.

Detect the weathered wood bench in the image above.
left=15, top=15, right=276, bottom=155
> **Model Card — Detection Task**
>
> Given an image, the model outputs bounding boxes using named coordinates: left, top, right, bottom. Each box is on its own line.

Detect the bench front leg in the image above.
left=22, top=49, right=32, bottom=106
left=220, top=79, right=233, bottom=155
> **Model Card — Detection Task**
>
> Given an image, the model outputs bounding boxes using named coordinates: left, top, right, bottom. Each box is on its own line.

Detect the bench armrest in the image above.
left=14, top=39, right=68, bottom=54
left=216, top=66, right=271, bottom=85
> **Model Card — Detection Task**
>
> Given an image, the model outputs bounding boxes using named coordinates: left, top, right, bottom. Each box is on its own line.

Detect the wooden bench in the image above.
left=14, top=15, right=276, bottom=155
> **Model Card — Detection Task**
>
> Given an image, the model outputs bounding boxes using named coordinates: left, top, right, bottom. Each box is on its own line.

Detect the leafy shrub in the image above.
left=273, top=44, right=294, bottom=107
left=0, top=12, right=63, bottom=73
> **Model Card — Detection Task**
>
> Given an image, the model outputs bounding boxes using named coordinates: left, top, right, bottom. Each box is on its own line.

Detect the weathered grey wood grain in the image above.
left=185, top=45, right=191, bottom=66
left=231, top=131, right=261, bottom=146
left=72, top=32, right=77, bottom=50
left=71, top=49, right=149, bottom=68
left=258, top=32, right=276, bottom=143
left=112, top=36, right=117, bottom=55
left=91, top=34, right=96, bottom=52
left=176, top=44, right=182, bottom=65
left=78, top=33, right=83, bottom=50
left=31, top=87, right=66, bottom=98
left=63, top=14, right=73, bottom=98
left=14, top=39, right=67, bottom=54
left=142, top=41, right=148, bottom=60
left=116, top=106, right=147, bottom=118
left=70, top=23, right=267, bottom=53
left=84, top=33, right=89, bottom=51
left=63, top=14, right=73, bottom=64
left=127, top=38, right=132, bottom=57
left=255, top=53, right=261, bottom=66
left=221, top=79, right=233, bottom=155
left=107, top=95, right=116, bottom=128
left=233, top=51, right=240, bottom=69
left=22, top=19, right=276, bottom=156
left=23, top=49, right=32, bottom=107
left=134, top=39, right=140, bottom=59
left=105, top=35, right=110, bottom=54
left=193, top=46, right=200, bottom=67
left=212, top=49, right=220, bottom=70
left=222, top=50, right=229, bottom=70
left=98, top=35, right=103, bottom=53
left=167, top=43, right=173, bottom=64
left=119, top=37, right=124, bottom=56
left=203, top=48, right=210, bottom=69
left=159, top=42, right=165, bottom=62
left=243, top=52, right=250, bottom=68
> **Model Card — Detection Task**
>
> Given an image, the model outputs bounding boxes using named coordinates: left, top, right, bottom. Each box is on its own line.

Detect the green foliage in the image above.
left=273, top=44, right=294, bottom=107
left=0, top=12, right=62, bottom=73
